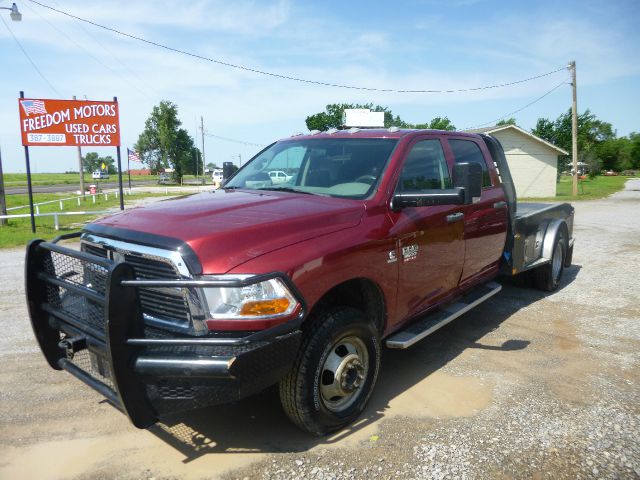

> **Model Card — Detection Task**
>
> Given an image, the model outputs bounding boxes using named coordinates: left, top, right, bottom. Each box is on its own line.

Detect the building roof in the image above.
left=465, top=124, right=569, bottom=155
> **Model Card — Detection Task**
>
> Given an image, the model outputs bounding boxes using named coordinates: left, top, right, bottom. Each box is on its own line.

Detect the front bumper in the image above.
left=25, top=236, right=302, bottom=428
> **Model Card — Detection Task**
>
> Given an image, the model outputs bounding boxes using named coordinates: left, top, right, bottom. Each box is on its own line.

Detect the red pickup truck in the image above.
left=26, top=128, right=574, bottom=435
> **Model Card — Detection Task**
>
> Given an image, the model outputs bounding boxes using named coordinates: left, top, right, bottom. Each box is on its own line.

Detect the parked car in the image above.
left=268, top=170, right=293, bottom=184
left=91, top=170, right=109, bottom=179
left=26, top=128, right=574, bottom=435
left=158, top=172, right=172, bottom=184
left=212, top=169, right=224, bottom=183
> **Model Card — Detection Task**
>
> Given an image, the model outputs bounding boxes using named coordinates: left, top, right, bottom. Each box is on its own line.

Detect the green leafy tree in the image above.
left=496, top=118, right=517, bottom=126
left=83, top=152, right=116, bottom=174
left=628, top=133, right=640, bottom=170
left=413, top=116, right=456, bottom=131
left=532, top=109, right=616, bottom=173
left=305, top=103, right=411, bottom=131
left=135, top=101, right=200, bottom=178
left=305, top=104, right=456, bottom=131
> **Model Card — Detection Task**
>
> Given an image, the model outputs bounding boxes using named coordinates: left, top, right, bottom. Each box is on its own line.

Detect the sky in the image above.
left=0, top=0, right=639, bottom=173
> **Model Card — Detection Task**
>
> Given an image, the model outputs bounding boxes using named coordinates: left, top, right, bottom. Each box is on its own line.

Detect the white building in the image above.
left=467, top=125, right=568, bottom=198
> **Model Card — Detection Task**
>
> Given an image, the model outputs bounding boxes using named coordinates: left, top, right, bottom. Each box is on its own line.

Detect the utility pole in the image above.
left=0, top=146, right=7, bottom=226
left=569, top=61, right=578, bottom=197
left=200, top=116, right=205, bottom=179
left=74, top=96, right=85, bottom=196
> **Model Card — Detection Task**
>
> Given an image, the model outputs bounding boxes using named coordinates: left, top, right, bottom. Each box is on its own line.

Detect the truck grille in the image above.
left=82, top=241, right=191, bottom=328
left=44, top=250, right=109, bottom=332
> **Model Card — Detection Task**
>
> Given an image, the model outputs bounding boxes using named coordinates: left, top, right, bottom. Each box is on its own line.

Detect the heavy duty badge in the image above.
left=402, top=244, right=419, bottom=261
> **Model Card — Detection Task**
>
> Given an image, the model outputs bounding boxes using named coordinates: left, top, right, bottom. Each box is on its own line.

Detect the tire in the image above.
left=279, top=306, right=381, bottom=435
left=533, top=234, right=566, bottom=292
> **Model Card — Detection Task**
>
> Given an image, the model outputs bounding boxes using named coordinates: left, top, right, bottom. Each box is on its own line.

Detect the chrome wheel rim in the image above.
left=320, top=336, right=369, bottom=412
left=552, top=241, right=563, bottom=282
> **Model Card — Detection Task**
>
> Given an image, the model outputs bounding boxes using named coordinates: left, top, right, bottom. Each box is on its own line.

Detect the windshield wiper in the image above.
left=257, top=187, right=314, bottom=195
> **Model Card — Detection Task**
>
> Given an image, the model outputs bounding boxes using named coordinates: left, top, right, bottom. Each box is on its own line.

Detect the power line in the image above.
left=50, top=0, right=162, bottom=98
left=29, top=0, right=567, bottom=94
left=203, top=132, right=266, bottom=148
left=464, top=81, right=568, bottom=130
left=22, top=1, right=152, bottom=99
left=0, top=15, right=62, bottom=97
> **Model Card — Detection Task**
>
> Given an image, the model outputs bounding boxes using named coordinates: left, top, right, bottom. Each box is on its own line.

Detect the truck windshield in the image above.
left=224, top=138, right=398, bottom=199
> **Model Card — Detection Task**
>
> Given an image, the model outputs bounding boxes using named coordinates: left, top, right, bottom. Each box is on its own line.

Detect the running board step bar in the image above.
left=385, top=282, right=502, bottom=349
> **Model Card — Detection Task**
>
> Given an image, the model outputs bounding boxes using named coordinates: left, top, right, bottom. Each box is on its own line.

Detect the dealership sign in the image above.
left=18, top=98, right=120, bottom=147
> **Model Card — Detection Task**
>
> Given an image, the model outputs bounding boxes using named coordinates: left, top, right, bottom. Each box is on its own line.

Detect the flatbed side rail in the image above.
left=25, top=239, right=157, bottom=428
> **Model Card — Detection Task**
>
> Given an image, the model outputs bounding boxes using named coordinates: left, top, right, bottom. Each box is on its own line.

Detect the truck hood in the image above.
left=91, top=189, right=365, bottom=273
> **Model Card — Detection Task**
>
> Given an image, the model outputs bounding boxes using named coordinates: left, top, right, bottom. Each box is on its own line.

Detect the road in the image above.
left=5, top=179, right=158, bottom=195
left=0, top=180, right=638, bottom=479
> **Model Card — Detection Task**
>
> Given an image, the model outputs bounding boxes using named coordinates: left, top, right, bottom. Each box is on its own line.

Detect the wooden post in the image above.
left=570, top=61, right=578, bottom=196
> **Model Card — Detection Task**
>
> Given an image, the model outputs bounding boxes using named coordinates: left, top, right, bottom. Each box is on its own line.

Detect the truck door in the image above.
left=388, top=138, right=465, bottom=322
left=446, top=138, right=508, bottom=287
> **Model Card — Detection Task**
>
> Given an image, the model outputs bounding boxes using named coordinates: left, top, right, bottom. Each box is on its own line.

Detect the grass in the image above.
left=3, top=173, right=160, bottom=187
left=0, top=191, right=172, bottom=248
left=520, top=175, right=631, bottom=202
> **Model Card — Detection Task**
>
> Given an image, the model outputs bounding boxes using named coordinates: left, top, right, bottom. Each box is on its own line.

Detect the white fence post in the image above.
left=59, top=200, right=64, bottom=210
left=77, top=197, right=81, bottom=206
left=54, top=213, right=59, bottom=231
left=92, top=195, right=96, bottom=204
left=36, top=205, right=40, bottom=215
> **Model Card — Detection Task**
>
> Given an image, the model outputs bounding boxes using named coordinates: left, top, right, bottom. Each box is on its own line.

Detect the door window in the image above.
left=449, top=139, right=492, bottom=187
left=397, top=139, right=451, bottom=192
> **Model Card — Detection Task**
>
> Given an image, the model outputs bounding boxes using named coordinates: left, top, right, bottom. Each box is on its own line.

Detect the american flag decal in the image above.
left=21, top=100, right=47, bottom=116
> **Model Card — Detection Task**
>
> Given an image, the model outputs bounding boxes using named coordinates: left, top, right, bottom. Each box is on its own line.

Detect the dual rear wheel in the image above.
left=533, top=233, right=568, bottom=291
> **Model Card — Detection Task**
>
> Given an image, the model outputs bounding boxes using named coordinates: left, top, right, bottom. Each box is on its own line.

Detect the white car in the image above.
left=268, top=170, right=292, bottom=184
left=92, top=170, right=109, bottom=179
left=212, top=169, right=224, bottom=183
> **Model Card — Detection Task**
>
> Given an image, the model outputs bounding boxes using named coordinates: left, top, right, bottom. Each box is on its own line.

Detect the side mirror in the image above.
left=453, top=162, right=482, bottom=204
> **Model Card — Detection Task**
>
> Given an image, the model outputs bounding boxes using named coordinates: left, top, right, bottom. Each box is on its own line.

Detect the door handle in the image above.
left=493, top=201, right=507, bottom=209
left=446, top=212, right=464, bottom=223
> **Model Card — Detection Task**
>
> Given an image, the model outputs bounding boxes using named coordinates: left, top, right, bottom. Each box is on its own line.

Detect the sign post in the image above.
left=19, top=91, right=37, bottom=233
left=18, top=94, right=124, bottom=232
left=114, top=97, right=124, bottom=210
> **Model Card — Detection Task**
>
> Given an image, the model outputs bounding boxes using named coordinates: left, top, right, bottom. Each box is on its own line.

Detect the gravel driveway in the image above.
left=1, top=180, right=639, bottom=480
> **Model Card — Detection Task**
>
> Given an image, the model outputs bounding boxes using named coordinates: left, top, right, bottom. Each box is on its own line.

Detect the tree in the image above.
left=496, top=118, right=517, bottom=126
left=532, top=109, right=616, bottom=173
left=305, top=103, right=411, bottom=131
left=629, top=133, right=640, bottom=170
left=135, top=100, right=200, bottom=179
left=305, top=104, right=455, bottom=131
left=413, top=116, right=456, bottom=131
left=83, top=152, right=116, bottom=174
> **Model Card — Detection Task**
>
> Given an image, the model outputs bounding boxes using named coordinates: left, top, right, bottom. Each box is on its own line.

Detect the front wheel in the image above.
left=279, top=307, right=381, bottom=435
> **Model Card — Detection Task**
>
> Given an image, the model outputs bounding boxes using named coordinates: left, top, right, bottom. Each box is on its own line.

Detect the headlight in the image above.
left=201, top=276, right=300, bottom=319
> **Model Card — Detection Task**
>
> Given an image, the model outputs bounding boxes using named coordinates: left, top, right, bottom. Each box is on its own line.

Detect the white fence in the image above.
left=7, top=190, right=129, bottom=214
left=0, top=210, right=112, bottom=230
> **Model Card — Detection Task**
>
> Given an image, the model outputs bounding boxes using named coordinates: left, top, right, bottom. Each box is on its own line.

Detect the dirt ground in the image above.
left=1, top=181, right=638, bottom=480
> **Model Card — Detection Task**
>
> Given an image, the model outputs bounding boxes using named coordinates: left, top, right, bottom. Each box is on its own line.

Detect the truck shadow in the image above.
left=149, top=265, right=581, bottom=462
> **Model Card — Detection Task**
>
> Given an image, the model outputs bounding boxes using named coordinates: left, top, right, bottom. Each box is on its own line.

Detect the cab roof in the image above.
left=280, top=128, right=481, bottom=142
